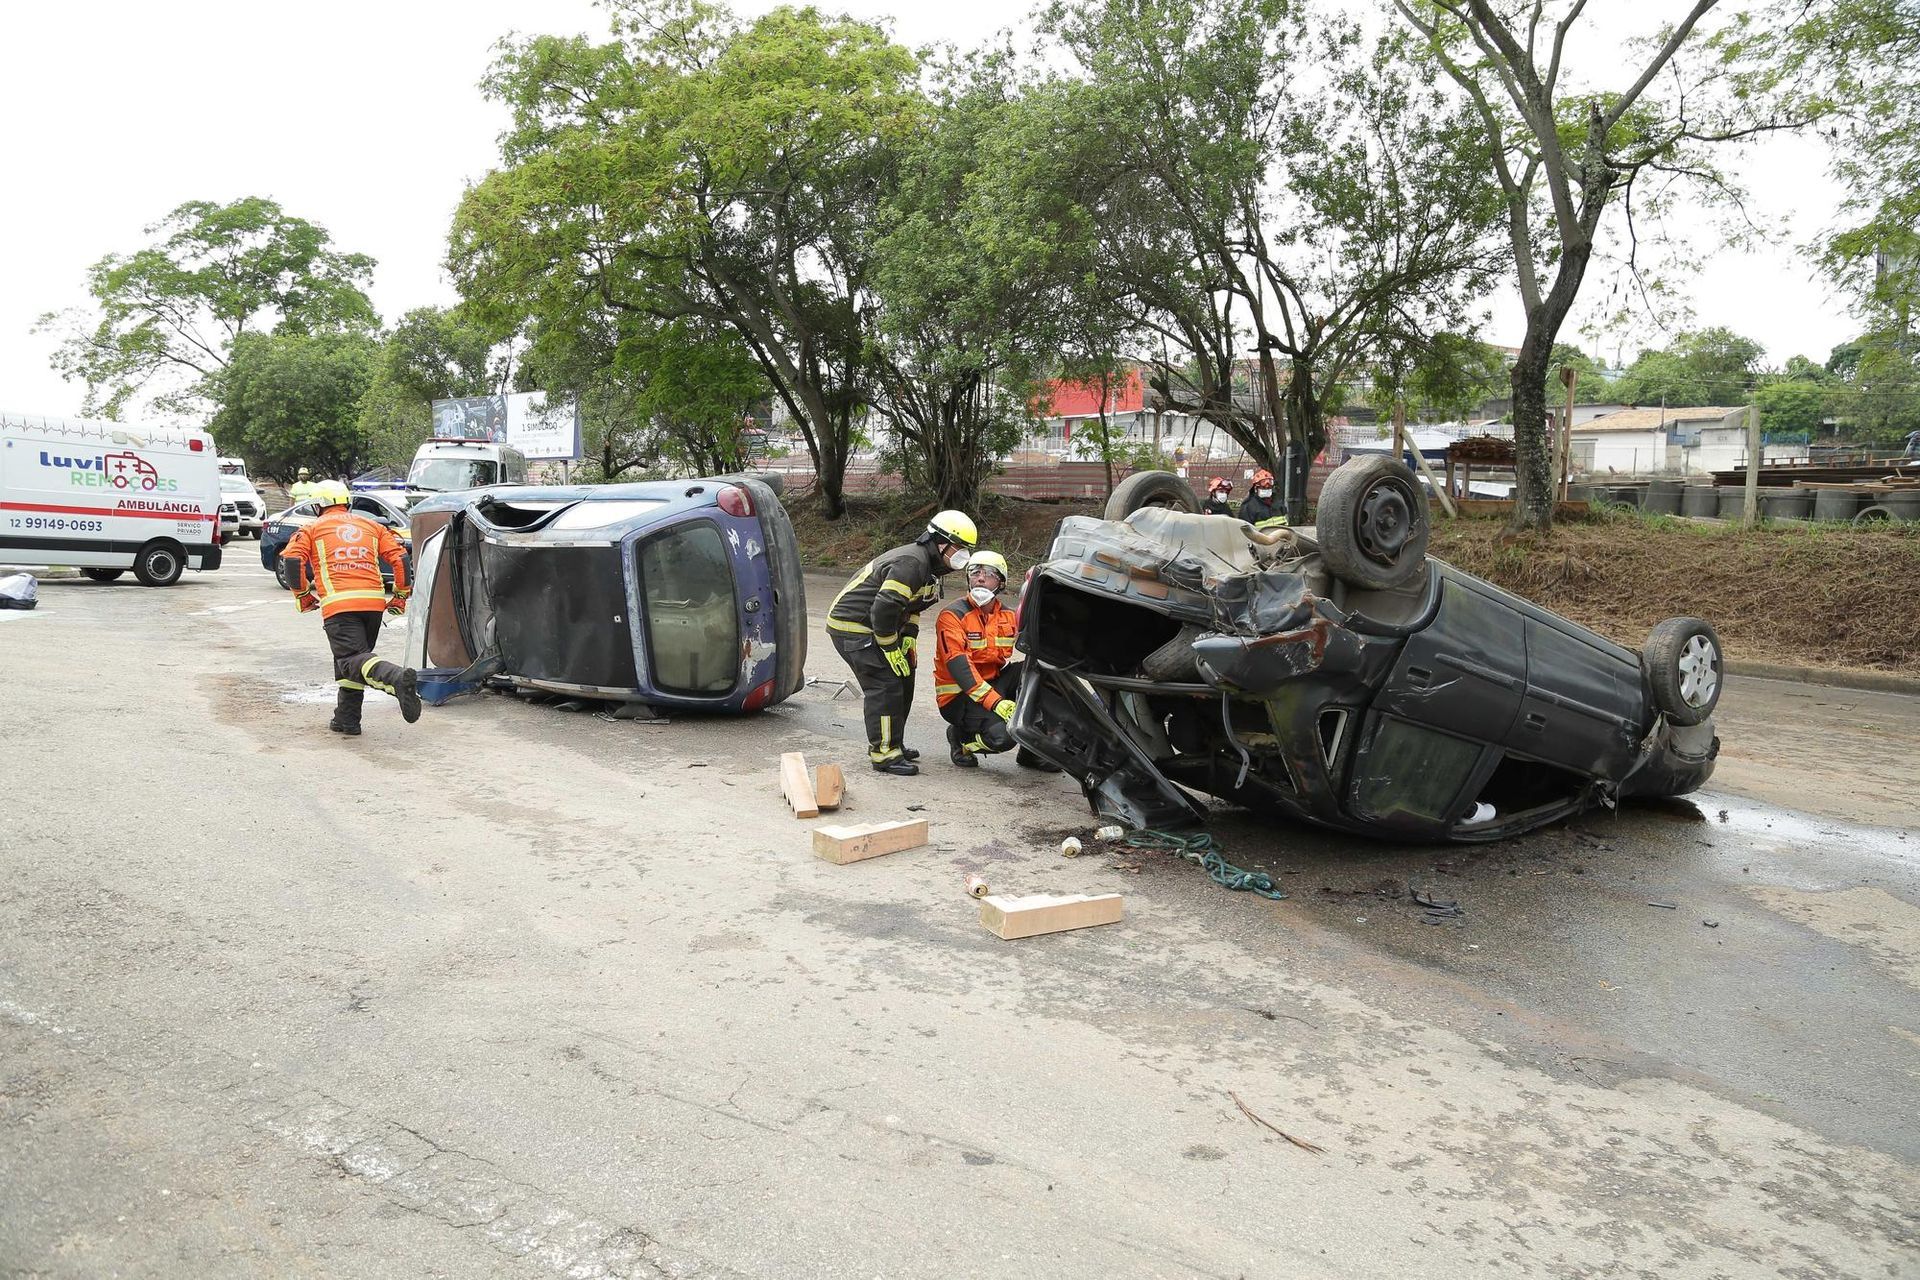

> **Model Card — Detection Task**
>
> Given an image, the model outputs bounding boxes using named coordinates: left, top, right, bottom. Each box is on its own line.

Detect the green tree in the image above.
left=1612, top=327, right=1763, bottom=406
left=1829, top=330, right=1920, bottom=444
left=355, top=307, right=502, bottom=474
left=1040, top=0, right=1506, bottom=509
left=1734, top=1, right=1919, bottom=328
left=208, top=332, right=380, bottom=481
left=870, top=63, right=1099, bottom=509
left=1546, top=343, right=1614, bottom=402
left=39, top=197, right=376, bottom=416
left=1393, top=2, right=1794, bottom=531
left=451, top=0, right=921, bottom=517
left=1754, top=378, right=1827, bottom=436
left=1371, top=333, right=1510, bottom=424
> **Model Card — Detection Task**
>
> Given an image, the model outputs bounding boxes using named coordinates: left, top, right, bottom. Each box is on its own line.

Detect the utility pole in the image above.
left=1742, top=398, right=1761, bottom=530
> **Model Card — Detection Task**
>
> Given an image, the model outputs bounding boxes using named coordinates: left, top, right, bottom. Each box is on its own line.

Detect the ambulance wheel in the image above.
left=133, top=540, right=186, bottom=587
left=82, top=569, right=125, bottom=583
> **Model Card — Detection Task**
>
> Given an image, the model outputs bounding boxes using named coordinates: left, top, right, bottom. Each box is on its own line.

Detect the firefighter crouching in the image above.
left=280, top=481, right=423, bottom=736
left=828, top=510, right=977, bottom=775
left=934, top=550, right=1058, bottom=771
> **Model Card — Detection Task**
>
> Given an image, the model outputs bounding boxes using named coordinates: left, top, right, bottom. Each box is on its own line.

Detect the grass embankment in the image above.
left=788, top=494, right=1920, bottom=676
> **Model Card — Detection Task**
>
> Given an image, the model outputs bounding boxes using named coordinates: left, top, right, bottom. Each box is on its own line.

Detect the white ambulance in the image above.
left=0, top=410, right=224, bottom=586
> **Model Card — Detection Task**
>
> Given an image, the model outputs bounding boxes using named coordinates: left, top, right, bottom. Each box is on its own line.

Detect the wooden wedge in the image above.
left=780, top=752, right=818, bottom=818
left=979, top=892, right=1124, bottom=940
left=813, top=819, right=928, bottom=865
left=813, top=763, right=844, bottom=811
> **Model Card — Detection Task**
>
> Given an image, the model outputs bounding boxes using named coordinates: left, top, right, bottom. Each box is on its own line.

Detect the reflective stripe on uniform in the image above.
left=1255, top=516, right=1290, bottom=529
left=314, top=537, right=335, bottom=596
left=992, top=637, right=1015, bottom=647
left=360, top=658, right=398, bottom=694
left=880, top=578, right=916, bottom=598
left=337, top=678, right=366, bottom=690
left=967, top=638, right=987, bottom=649
left=322, top=589, right=388, bottom=609
left=967, top=682, right=991, bottom=702
left=934, top=682, right=961, bottom=696
left=827, top=617, right=873, bottom=634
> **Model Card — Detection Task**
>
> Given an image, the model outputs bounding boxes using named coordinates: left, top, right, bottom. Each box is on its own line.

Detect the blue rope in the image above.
left=1118, top=829, right=1288, bottom=900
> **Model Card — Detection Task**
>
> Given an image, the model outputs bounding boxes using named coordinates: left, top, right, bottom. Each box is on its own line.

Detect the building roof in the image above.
left=1574, top=405, right=1746, bottom=434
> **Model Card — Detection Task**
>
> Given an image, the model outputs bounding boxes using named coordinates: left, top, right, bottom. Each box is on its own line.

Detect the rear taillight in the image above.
left=743, top=678, right=775, bottom=710
left=716, top=484, right=754, bottom=517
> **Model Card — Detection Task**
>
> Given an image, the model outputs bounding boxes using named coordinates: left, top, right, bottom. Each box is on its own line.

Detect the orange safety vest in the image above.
left=933, top=596, right=1018, bottom=710
left=281, top=508, right=411, bottom=618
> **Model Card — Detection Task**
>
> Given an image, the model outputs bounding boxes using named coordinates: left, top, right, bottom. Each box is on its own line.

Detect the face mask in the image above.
left=968, top=586, right=997, bottom=608
left=1255, top=487, right=1273, bottom=499
left=946, top=547, right=971, bottom=571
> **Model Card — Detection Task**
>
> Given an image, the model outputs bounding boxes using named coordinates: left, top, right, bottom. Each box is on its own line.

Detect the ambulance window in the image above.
left=638, top=522, right=738, bottom=696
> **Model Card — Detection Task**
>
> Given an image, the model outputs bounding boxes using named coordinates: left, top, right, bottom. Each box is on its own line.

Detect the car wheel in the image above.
left=1643, top=617, right=1723, bottom=725
left=1104, top=471, right=1199, bottom=521
left=1314, top=456, right=1429, bottom=590
left=132, top=541, right=185, bottom=588
left=274, top=559, right=293, bottom=590
left=81, top=568, right=125, bottom=583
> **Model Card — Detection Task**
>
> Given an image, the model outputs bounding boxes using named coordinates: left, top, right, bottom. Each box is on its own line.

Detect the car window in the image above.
left=353, top=497, right=403, bottom=526
left=288, top=502, right=319, bottom=519
left=639, top=522, right=739, bottom=696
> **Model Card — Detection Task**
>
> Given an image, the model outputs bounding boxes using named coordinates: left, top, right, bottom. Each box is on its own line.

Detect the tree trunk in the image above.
left=1509, top=234, right=1594, bottom=532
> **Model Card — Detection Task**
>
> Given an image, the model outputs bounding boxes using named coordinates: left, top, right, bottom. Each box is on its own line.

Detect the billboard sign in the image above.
left=431, top=392, right=582, bottom=460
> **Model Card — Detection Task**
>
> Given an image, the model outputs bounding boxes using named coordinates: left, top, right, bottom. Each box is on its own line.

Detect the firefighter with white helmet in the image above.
left=827, top=509, right=977, bottom=774
left=932, top=549, right=1057, bottom=770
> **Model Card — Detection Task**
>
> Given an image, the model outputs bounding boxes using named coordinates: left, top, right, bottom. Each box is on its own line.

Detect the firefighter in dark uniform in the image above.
left=827, top=509, right=977, bottom=775
left=1238, top=468, right=1288, bottom=529
left=1200, top=476, right=1235, bottom=515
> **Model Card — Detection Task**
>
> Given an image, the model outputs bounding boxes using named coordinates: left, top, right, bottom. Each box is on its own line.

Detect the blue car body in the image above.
left=401, top=476, right=805, bottom=713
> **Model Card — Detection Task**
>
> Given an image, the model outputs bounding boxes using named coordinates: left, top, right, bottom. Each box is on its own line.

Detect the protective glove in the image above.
left=902, top=634, right=918, bottom=670
left=993, top=698, right=1016, bottom=723
left=386, top=594, right=409, bottom=616
left=295, top=591, right=319, bottom=614
left=882, top=644, right=912, bottom=679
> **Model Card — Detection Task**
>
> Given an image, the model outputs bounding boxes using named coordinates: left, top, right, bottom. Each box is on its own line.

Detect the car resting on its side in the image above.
left=400, top=476, right=806, bottom=714
left=1011, top=458, right=1721, bottom=843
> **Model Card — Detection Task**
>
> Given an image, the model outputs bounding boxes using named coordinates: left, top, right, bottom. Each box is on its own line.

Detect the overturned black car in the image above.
left=1010, top=458, right=1722, bottom=843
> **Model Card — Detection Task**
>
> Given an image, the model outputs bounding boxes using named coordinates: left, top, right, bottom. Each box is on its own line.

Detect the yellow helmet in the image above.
left=311, top=480, right=351, bottom=508
left=926, top=509, right=977, bottom=549
left=296, top=467, right=311, bottom=479
left=968, top=549, right=1009, bottom=582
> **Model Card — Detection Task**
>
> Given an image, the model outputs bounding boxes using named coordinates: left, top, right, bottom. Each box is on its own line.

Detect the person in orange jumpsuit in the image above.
left=932, top=550, right=1055, bottom=771
left=280, top=481, right=421, bottom=736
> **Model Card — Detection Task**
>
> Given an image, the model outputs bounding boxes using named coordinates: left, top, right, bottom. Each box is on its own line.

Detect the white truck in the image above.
left=0, top=410, right=224, bottom=586
left=407, top=438, right=530, bottom=492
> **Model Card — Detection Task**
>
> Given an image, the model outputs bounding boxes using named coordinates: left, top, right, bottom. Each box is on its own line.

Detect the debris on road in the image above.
left=966, top=875, right=990, bottom=899
left=781, top=752, right=844, bottom=818
left=1060, top=836, right=1082, bottom=858
left=1119, top=830, right=1288, bottom=900
left=0, top=573, right=38, bottom=610
left=1647, top=901, right=1679, bottom=910
left=979, top=891, right=1123, bottom=940
left=1229, top=1090, right=1324, bottom=1154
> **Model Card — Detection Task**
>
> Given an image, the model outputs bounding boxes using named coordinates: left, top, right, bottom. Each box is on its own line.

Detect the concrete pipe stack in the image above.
left=1681, top=486, right=1720, bottom=518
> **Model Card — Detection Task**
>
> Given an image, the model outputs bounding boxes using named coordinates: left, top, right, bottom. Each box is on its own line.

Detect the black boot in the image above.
left=901, top=746, right=921, bottom=761
left=948, top=723, right=978, bottom=768
left=330, top=685, right=364, bottom=737
left=361, top=658, right=423, bottom=724
left=871, top=756, right=919, bottom=776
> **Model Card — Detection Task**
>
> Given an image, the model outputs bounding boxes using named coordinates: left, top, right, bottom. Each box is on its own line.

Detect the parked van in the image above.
left=407, top=439, right=529, bottom=492
left=217, top=455, right=249, bottom=478
left=0, top=410, right=224, bottom=586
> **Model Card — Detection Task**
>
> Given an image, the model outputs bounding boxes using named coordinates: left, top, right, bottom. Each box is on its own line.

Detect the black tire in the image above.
left=132, top=541, right=185, bottom=588
left=1105, top=471, right=1198, bottom=521
left=1141, top=624, right=1204, bottom=681
left=82, top=568, right=125, bottom=583
left=1643, top=617, right=1723, bottom=726
left=274, top=559, right=293, bottom=590
left=1314, top=456, right=1430, bottom=590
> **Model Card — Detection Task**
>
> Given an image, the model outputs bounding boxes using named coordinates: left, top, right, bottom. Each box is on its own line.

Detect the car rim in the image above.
left=1355, top=480, right=1413, bottom=565
left=1677, top=634, right=1719, bottom=707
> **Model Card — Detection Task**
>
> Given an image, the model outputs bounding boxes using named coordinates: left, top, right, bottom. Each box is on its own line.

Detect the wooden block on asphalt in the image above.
left=813, top=763, right=844, bottom=811
left=978, top=892, right=1125, bottom=940
left=813, top=819, right=928, bottom=865
left=781, top=752, right=818, bottom=818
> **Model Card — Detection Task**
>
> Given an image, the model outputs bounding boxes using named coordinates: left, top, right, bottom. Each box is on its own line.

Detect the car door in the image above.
left=626, top=514, right=746, bottom=702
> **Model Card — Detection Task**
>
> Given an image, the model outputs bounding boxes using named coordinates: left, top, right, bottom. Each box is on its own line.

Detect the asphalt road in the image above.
left=2, top=561, right=1917, bottom=1279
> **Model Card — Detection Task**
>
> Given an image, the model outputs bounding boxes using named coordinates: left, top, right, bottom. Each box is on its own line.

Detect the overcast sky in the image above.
left=0, top=1, right=1860, bottom=421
